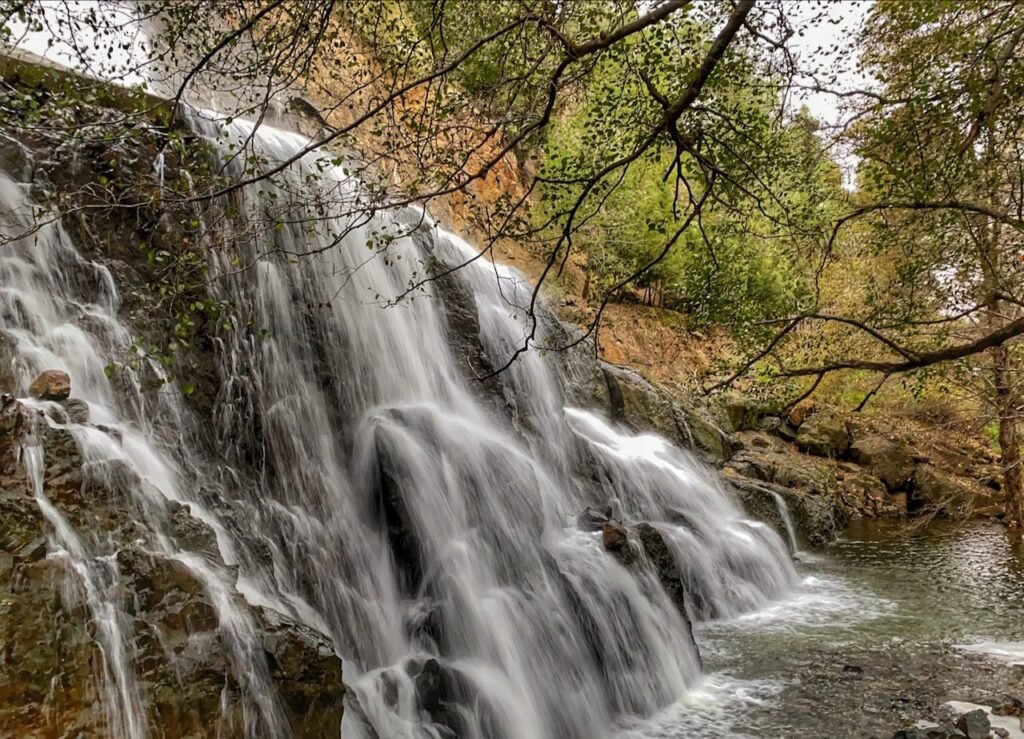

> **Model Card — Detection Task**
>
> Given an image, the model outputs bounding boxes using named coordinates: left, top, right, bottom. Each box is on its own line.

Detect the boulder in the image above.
left=849, top=435, right=914, bottom=491
left=716, top=391, right=765, bottom=432
left=796, top=409, right=850, bottom=458
left=834, top=465, right=903, bottom=518
left=912, top=464, right=1002, bottom=516
left=28, top=369, right=71, bottom=400
left=955, top=710, right=991, bottom=739
left=787, top=401, right=815, bottom=429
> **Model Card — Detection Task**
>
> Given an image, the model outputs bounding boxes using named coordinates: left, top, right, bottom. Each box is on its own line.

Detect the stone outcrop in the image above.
left=911, top=464, right=1003, bottom=516
left=796, top=408, right=851, bottom=458
left=28, top=369, right=71, bottom=400
left=601, top=363, right=731, bottom=462
left=849, top=435, right=914, bottom=491
left=0, top=397, right=346, bottom=737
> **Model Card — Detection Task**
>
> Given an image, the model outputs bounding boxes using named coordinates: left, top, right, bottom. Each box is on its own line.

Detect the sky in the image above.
left=786, top=0, right=875, bottom=125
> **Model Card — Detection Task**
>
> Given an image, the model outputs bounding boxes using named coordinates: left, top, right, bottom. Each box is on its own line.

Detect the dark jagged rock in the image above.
left=602, top=521, right=698, bottom=651
left=577, top=505, right=611, bottom=531
left=955, top=709, right=991, bottom=739
left=403, top=657, right=502, bottom=739
left=257, top=607, right=346, bottom=737
left=0, top=394, right=346, bottom=737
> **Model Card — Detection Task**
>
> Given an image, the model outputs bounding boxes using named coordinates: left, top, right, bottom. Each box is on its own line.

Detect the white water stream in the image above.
left=0, top=7, right=806, bottom=736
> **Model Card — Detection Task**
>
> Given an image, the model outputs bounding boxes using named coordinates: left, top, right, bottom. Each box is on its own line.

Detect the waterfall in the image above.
left=0, top=70, right=797, bottom=739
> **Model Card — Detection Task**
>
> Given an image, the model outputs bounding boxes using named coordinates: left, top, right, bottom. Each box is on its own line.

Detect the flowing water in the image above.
left=4, top=11, right=1022, bottom=738
left=0, top=102, right=798, bottom=737
left=684, top=520, right=1024, bottom=737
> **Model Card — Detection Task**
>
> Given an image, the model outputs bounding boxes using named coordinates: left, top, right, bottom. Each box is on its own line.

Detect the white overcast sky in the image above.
left=785, top=0, right=875, bottom=123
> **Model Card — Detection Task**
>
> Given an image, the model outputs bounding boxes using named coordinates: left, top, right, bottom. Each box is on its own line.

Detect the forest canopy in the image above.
left=3, top=0, right=1024, bottom=525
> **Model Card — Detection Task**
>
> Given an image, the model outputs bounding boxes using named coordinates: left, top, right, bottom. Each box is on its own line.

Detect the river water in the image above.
left=645, top=520, right=1024, bottom=738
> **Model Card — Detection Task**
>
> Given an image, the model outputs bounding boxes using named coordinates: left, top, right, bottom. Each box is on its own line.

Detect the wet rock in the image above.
left=578, top=505, right=611, bottom=531
left=956, top=710, right=991, bottom=739
left=796, top=408, right=850, bottom=458
left=849, top=435, right=914, bottom=491
left=167, top=501, right=220, bottom=557
left=602, top=363, right=731, bottom=461
left=723, top=444, right=851, bottom=544
left=601, top=521, right=628, bottom=551
left=633, top=522, right=693, bottom=619
left=28, top=369, right=71, bottom=400
left=257, top=607, right=345, bottom=737
left=404, top=657, right=495, bottom=738
left=58, top=397, right=90, bottom=424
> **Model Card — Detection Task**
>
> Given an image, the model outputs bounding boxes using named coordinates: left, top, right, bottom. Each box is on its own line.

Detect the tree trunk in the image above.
left=993, top=345, right=1024, bottom=526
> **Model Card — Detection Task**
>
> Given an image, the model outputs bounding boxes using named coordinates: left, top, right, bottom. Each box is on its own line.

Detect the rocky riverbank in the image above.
left=592, top=363, right=1005, bottom=546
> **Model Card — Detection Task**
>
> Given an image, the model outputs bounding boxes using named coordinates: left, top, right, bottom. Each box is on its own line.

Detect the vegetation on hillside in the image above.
left=3, top=0, right=1024, bottom=525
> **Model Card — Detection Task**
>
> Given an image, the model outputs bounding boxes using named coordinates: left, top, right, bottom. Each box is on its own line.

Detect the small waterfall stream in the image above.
left=0, top=48, right=798, bottom=739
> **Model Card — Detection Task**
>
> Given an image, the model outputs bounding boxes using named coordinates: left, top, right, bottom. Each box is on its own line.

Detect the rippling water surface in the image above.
left=640, top=521, right=1024, bottom=738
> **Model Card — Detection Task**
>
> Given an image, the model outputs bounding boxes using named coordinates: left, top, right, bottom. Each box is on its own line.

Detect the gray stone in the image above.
left=58, top=398, right=90, bottom=424
left=849, top=435, right=914, bottom=490
left=956, top=709, right=991, bottom=739
left=796, top=409, right=850, bottom=457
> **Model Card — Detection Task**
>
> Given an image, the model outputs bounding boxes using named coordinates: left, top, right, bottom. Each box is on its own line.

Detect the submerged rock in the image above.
left=601, top=521, right=628, bottom=550
left=577, top=505, right=610, bottom=531
left=28, top=369, right=71, bottom=400
left=58, top=397, right=90, bottom=423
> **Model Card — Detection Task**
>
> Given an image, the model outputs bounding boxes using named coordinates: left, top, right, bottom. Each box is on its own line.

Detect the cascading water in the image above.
left=0, top=58, right=797, bottom=739
left=177, top=109, right=798, bottom=736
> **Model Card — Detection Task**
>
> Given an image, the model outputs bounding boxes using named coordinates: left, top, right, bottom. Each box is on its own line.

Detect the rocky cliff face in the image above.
left=0, top=393, right=345, bottom=738
left=0, top=60, right=346, bottom=737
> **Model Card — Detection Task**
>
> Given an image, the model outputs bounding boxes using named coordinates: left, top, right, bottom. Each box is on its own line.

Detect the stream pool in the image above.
left=622, top=520, right=1024, bottom=738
